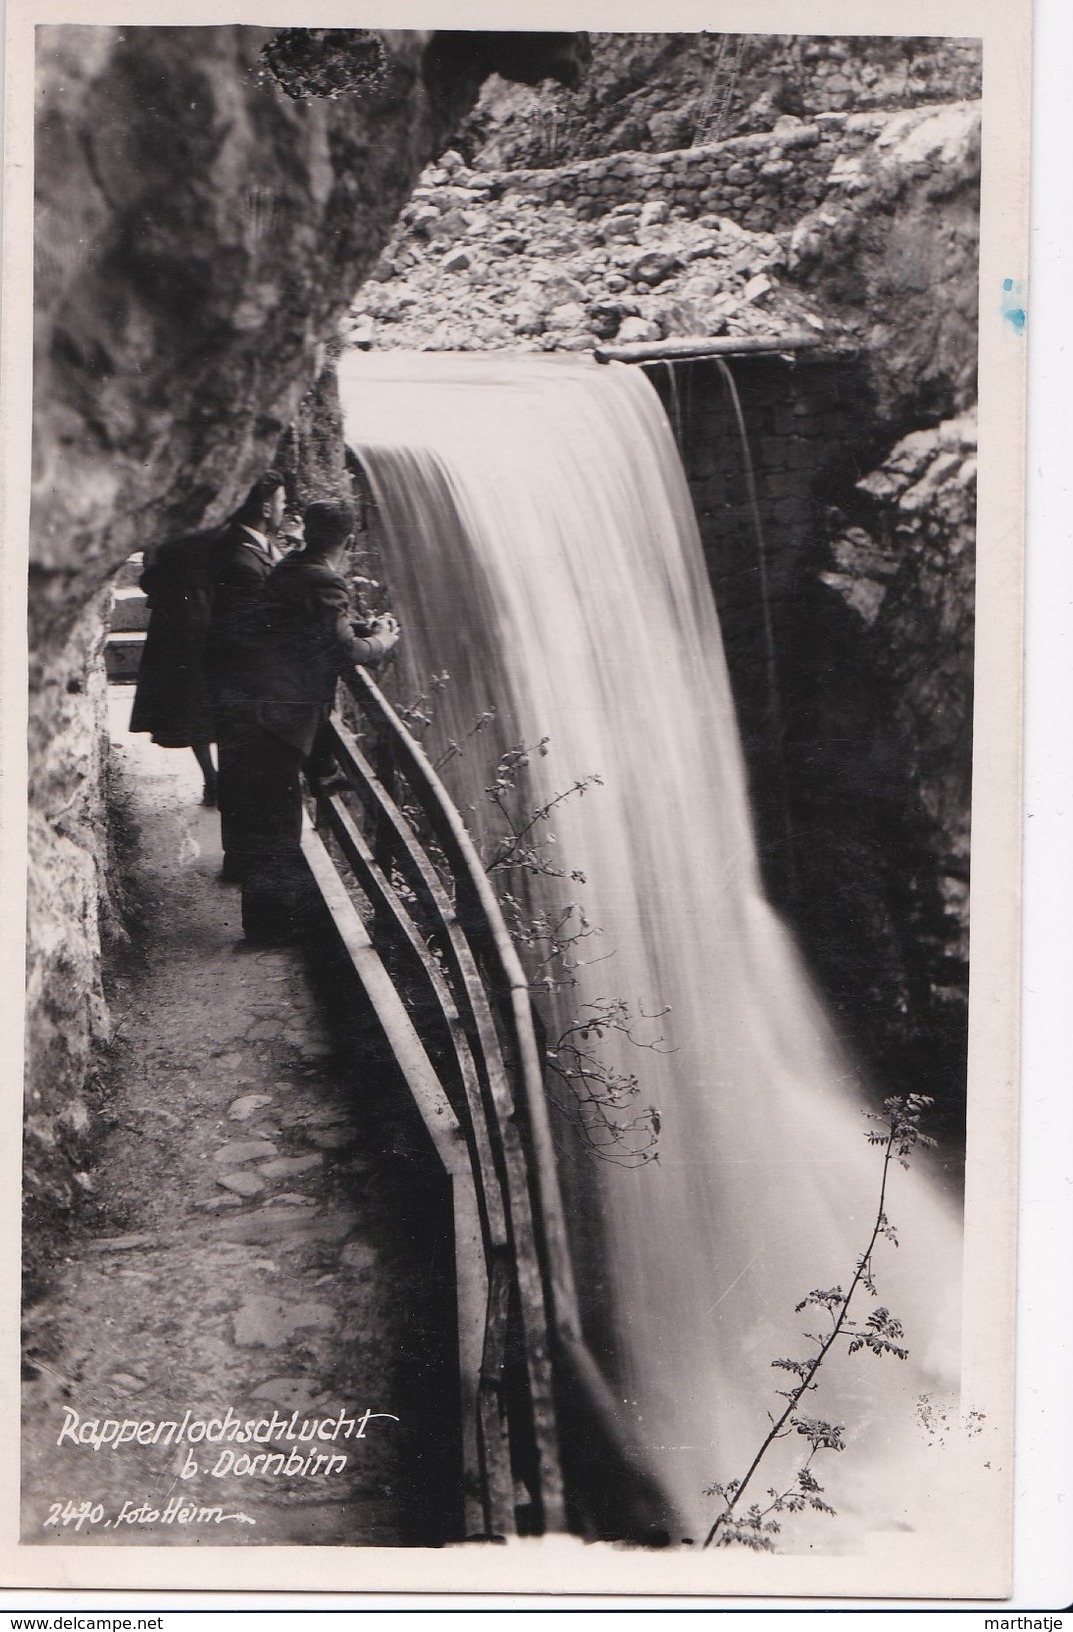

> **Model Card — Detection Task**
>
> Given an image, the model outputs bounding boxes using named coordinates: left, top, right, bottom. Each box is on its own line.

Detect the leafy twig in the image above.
left=434, top=706, right=498, bottom=772
left=482, top=739, right=602, bottom=879
left=496, top=896, right=609, bottom=991
left=396, top=670, right=451, bottom=738
left=543, top=998, right=672, bottom=1168
left=474, top=738, right=668, bottom=1165
left=703, top=1094, right=935, bottom=1549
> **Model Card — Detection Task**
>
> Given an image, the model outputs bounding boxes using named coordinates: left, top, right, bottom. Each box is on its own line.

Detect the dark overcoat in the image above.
left=252, top=553, right=392, bottom=758
left=204, top=522, right=280, bottom=712
left=129, top=529, right=220, bottom=747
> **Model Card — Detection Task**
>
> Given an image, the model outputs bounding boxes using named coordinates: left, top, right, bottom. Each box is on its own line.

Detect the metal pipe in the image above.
left=593, top=330, right=824, bottom=365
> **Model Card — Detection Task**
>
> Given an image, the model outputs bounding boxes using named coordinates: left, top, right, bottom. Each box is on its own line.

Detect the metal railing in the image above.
left=299, top=663, right=681, bottom=1541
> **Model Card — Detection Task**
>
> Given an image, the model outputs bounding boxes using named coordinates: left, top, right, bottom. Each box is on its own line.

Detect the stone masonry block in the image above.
left=781, top=435, right=828, bottom=472
left=767, top=469, right=809, bottom=500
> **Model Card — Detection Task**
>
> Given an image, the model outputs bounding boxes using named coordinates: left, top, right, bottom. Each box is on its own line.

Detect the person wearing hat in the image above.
left=129, top=523, right=222, bottom=805
left=131, top=469, right=289, bottom=810
left=238, top=498, right=400, bottom=944
left=204, top=469, right=291, bottom=878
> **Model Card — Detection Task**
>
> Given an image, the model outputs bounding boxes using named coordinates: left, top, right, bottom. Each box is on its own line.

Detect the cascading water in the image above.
left=337, top=351, right=963, bottom=1544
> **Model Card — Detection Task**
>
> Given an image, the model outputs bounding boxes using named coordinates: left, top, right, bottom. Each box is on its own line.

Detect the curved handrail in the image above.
left=341, top=668, right=582, bottom=1313
left=337, top=663, right=684, bottom=1535
left=323, top=708, right=563, bottom=1528
left=318, top=776, right=508, bottom=1256
left=298, top=813, right=493, bottom=1537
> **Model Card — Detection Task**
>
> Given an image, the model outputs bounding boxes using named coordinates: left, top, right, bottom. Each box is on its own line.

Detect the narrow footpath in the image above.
left=21, top=689, right=459, bottom=1548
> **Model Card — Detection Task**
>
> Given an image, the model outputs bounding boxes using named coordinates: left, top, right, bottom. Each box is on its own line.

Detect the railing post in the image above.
left=371, top=696, right=401, bottom=951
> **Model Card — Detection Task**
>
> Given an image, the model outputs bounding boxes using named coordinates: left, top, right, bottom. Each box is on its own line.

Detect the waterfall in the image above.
left=337, top=351, right=963, bottom=1544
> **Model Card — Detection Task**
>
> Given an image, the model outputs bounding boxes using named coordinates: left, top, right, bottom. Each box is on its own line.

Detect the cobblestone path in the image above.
left=21, top=690, right=459, bottom=1548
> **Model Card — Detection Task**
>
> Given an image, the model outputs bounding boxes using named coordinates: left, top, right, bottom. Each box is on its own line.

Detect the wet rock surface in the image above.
left=845, top=413, right=977, bottom=986
left=22, top=693, right=458, bottom=1546
left=638, top=350, right=974, bottom=1151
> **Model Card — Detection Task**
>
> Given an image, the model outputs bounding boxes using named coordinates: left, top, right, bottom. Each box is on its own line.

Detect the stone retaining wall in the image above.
left=492, top=109, right=904, bottom=231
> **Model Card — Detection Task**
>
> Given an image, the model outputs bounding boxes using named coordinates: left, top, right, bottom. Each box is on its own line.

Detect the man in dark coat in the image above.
left=129, top=527, right=220, bottom=802
left=239, top=498, right=400, bottom=944
left=203, top=469, right=289, bottom=881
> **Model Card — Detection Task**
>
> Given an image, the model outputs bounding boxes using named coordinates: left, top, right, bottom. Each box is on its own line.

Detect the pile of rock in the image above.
left=343, top=98, right=979, bottom=360
left=344, top=147, right=829, bottom=355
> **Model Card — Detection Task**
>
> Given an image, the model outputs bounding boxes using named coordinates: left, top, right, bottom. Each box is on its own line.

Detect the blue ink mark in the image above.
left=1001, top=276, right=1026, bottom=333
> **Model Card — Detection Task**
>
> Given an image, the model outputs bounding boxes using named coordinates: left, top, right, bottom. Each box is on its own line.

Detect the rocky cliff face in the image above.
left=25, top=603, right=117, bottom=1216
left=26, top=24, right=587, bottom=1219
left=32, top=27, right=585, bottom=652
left=459, top=34, right=981, bottom=169
left=780, top=413, right=977, bottom=1138
left=786, top=101, right=980, bottom=423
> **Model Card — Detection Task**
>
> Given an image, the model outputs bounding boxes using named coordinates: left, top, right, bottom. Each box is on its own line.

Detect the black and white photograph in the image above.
left=2, top=0, right=1032, bottom=1601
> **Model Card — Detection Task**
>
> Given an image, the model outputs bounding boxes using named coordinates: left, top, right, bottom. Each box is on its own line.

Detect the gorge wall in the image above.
left=25, top=25, right=587, bottom=1220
